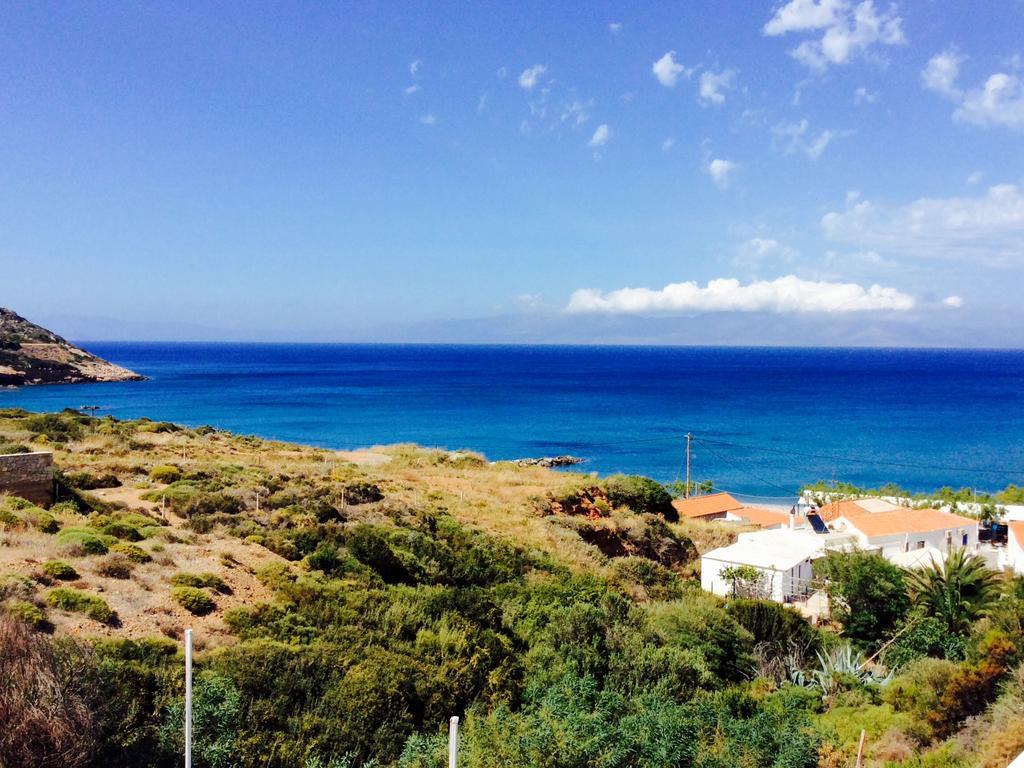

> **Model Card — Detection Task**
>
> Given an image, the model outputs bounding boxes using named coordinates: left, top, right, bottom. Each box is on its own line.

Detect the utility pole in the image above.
left=448, top=716, right=460, bottom=768
left=685, top=433, right=692, bottom=498
left=184, top=628, right=193, bottom=768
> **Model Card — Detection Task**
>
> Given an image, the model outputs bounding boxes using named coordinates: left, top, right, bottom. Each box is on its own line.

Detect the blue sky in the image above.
left=2, top=1, right=1023, bottom=345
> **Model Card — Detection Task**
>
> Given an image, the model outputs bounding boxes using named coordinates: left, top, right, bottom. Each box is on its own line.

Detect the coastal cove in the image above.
left=2, top=343, right=1023, bottom=498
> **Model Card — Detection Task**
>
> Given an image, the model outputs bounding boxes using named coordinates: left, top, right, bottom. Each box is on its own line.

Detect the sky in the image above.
left=2, top=1, right=1023, bottom=346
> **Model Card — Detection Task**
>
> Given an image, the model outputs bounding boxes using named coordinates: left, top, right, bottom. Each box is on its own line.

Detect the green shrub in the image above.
left=347, top=524, right=411, bottom=584
left=49, top=500, right=81, bottom=515
left=63, top=470, right=122, bottom=490
left=4, top=599, right=47, bottom=629
left=172, top=586, right=215, bottom=615
left=42, top=560, right=79, bottom=580
left=56, top=528, right=110, bottom=555
left=0, top=442, right=30, bottom=454
left=306, top=544, right=345, bottom=575
left=46, top=587, right=115, bottom=623
left=24, top=413, right=85, bottom=442
left=341, top=481, right=384, bottom=505
left=136, top=420, right=180, bottom=434
left=97, top=554, right=135, bottom=579
left=0, top=495, right=35, bottom=511
left=603, top=475, right=677, bottom=520
left=171, top=572, right=229, bottom=594
left=149, top=465, right=183, bottom=484
left=99, top=520, right=143, bottom=541
left=0, top=573, right=34, bottom=601
left=815, top=550, right=910, bottom=648
left=727, top=598, right=823, bottom=655
left=111, top=542, right=152, bottom=563
left=22, top=508, right=60, bottom=533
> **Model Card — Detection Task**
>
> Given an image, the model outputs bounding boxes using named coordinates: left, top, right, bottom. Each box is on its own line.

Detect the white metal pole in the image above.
left=185, top=628, right=193, bottom=768
left=448, top=716, right=459, bottom=768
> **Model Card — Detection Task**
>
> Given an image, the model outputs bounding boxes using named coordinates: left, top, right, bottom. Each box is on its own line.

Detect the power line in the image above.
left=693, top=436, right=1024, bottom=478
left=694, top=439, right=802, bottom=497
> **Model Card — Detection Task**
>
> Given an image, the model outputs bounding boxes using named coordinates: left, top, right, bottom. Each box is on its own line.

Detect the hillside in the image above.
left=1, top=409, right=1023, bottom=768
left=0, top=308, right=143, bottom=386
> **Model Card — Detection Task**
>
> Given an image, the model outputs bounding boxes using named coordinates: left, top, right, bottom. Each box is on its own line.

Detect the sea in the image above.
left=2, top=343, right=1023, bottom=501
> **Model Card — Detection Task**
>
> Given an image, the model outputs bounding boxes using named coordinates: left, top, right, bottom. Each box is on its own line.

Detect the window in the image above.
left=916, top=541, right=926, bottom=549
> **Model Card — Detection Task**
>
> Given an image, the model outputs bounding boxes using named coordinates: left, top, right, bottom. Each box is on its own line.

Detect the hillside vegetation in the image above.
left=1, top=408, right=1023, bottom=768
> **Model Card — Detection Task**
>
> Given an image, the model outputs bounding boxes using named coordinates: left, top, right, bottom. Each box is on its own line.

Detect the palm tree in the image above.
left=905, top=548, right=1001, bottom=634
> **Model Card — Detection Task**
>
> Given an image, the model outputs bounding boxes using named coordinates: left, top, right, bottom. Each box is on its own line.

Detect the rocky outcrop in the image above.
left=0, top=308, right=143, bottom=387
left=512, top=455, right=585, bottom=468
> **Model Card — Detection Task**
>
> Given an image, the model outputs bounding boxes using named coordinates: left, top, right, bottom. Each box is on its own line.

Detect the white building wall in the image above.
left=700, top=555, right=811, bottom=603
left=1008, top=530, right=1024, bottom=576
left=836, top=517, right=977, bottom=561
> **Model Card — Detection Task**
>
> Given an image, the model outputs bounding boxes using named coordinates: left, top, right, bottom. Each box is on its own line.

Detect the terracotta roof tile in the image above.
left=841, top=507, right=976, bottom=538
left=731, top=506, right=792, bottom=529
left=672, top=492, right=744, bottom=519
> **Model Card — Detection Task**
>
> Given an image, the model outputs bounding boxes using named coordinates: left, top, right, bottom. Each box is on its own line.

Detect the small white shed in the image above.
left=701, top=529, right=827, bottom=603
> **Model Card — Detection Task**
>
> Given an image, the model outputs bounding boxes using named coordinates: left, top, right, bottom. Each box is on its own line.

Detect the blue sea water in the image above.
left=2, top=343, right=1023, bottom=500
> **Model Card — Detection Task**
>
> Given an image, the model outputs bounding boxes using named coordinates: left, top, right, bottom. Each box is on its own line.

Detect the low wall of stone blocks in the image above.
left=0, top=451, right=54, bottom=507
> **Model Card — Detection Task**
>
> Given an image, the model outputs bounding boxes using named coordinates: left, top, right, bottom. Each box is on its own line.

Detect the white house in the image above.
left=1007, top=522, right=1024, bottom=576
left=701, top=529, right=830, bottom=602
left=829, top=506, right=977, bottom=560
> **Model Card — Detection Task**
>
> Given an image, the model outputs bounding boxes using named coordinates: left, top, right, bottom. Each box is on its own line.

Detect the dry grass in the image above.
left=0, top=411, right=684, bottom=640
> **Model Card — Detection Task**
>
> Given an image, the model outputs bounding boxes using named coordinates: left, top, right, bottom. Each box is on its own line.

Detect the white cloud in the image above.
left=518, top=64, right=547, bottom=90
left=922, top=49, right=1024, bottom=130
left=943, top=295, right=965, bottom=308
left=956, top=73, right=1024, bottom=129
left=560, top=99, right=591, bottom=126
left=517, top=293, right=544, bottom=308
left=566, top=275, right=915, bottom=314
left=763, top=0, right=845, bottom=34
left=763, top=0, right=905, bottom=72
left=652, top=52, right=689, bottom=87
left=922, top=49, right=964, bottom=98
left=609, top=22, right=623, bottom=33
left=419, top=114, right=437, bottom=125
left=404, top=84, right=421, bottom=96
left=589, top=123, right=611, bottom=147
left=661, top=137, right=677, bottom=152
left=699, top=69, right=735, bottom=105
left=854, top=86, right=876, bottom=104
left=739, top=238, right=799, bottom=264
left=822, top=183, right=1024, bottom=262
left=772, top=119, right=844, bottom=159
left=707, top=158, right=737, bottom=188
left=409, top=60, right=422, bottom=78
left=967, top=170, right=983, bottom=185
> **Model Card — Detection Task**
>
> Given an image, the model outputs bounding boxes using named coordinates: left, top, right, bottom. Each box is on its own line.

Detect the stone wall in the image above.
left=0, top=451, right=54, bottom=507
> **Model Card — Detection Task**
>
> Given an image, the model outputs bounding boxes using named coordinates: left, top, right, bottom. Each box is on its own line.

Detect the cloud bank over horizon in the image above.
left=565, top=276, right=916, bottom=315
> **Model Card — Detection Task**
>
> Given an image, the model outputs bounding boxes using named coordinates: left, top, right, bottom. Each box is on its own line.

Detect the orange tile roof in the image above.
left=672, top=492, right=744, bottom=519
left=1008, top=521, right=1024, bottom=547
left=731, top=506, right=792, bottom=528
left=818, top=499, right=872, bottom=523
left=840, top=507, right=976, bottom=538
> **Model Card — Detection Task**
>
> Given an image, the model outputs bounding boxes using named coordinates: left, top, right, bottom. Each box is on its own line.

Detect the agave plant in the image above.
left=905, top=548, right=1001, bottom=635
left=791, top=644, right=893, bottom=696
